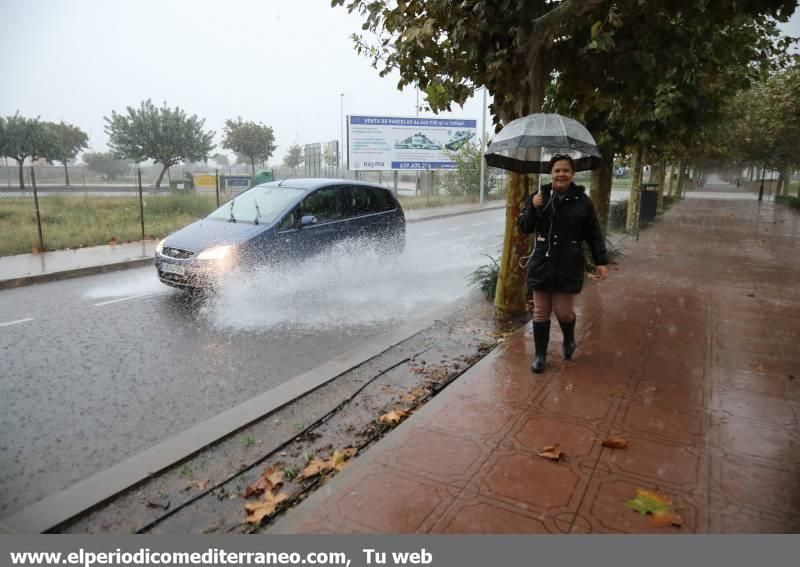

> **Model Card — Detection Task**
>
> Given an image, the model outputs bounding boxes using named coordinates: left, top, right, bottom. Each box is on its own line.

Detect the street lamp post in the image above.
left=339, top=93, right=344, bottom=178
left=479, top=86, right=487, bottom=205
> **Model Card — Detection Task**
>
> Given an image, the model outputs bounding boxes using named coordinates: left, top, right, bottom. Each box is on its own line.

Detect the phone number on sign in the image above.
left=395, top=162, right=433, bottom=169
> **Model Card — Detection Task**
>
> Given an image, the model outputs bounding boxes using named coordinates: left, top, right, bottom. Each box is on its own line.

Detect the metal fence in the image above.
left=0, top=163, right=508, bottom=257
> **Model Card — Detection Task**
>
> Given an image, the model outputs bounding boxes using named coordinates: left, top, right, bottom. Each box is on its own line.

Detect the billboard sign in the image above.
left=348, top=115, right=477, bottom=171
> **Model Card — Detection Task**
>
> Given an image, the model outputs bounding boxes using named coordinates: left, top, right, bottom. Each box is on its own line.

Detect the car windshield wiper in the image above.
left=228, top=198, right=236, bottom=223
left=254, top=200, right=262, bottom=225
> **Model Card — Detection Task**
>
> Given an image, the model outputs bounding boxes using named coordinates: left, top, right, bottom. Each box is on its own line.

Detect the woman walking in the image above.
left=518, top=155, right=609, bottom=373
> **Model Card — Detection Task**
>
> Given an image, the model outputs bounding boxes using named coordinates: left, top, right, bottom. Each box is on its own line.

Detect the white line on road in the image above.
left=471, top=222, right=487, bottom=227
left=0, top=317, right=34, bottom=328
left=449, top=227, right=462, bottom=231
left=494, top=217, right=505, bottom=222
left=422, top=232, right=440, bottom=237
left=93, top=294, right=149, bottom=307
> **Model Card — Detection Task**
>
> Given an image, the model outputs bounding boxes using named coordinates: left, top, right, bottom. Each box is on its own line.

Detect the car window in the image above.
left=277, top=207, right=299, bottom=231
left=348, top=186, right=396, bottom=216
left=206, top=186, right=304, bottom=224
left=300, top=187, right=347, bottom=222
left=373, top=188, right=396, bottom=212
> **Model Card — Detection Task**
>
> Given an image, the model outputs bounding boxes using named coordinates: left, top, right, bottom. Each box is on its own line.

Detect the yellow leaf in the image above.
left=379, top=410, right=409, bottom=426
left=601, top=436, right=629, bottom=449
left=538, top=444, right=564, bottom=461
left=331, top=448, right=358, bottom=471
left=297, top=457, right=331, bottom=481
left=244, top=491, right=288, bottom=525
left=244, top=465, right=285, bottom=497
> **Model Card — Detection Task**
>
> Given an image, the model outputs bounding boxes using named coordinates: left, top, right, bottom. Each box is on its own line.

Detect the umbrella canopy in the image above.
left=484, top=113, right=603, bottom=174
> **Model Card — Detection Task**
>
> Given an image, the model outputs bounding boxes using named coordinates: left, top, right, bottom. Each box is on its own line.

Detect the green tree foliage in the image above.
left=441, top=141, right=495, bottom=197
left=212, top=153, right=230, bottom=167
left=221, top=118, right=277, bottom=183
left=0, top=112, right=57, bottom=189
left=722, top=61, right=800, bottom=193
left=283, top=144, right=304, bottom=173
left=48, top=121, right=88, bottom=186
left=104, top=99, right=215, bottom=189
left=82, top=151, right=131, bottom=181
left=545, top=0, right=795, bottom=231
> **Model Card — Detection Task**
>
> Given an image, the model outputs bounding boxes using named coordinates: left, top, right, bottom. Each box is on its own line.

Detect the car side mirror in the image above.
left=300, top=215, right=318, bottom=227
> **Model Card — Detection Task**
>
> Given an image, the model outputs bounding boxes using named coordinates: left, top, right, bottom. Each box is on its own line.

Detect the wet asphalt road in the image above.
left=0, top=209, right=505, bottom=518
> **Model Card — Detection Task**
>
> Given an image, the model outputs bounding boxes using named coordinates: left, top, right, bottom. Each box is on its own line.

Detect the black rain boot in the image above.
left=559, top=315, right=577, bottom=360
left=531, top=320, right=551, bottom=373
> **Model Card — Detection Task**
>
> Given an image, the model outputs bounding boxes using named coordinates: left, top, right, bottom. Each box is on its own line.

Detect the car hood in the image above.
left=164, top=219, right=270, bottom=252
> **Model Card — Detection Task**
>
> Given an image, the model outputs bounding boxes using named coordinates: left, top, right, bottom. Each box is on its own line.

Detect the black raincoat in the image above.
left=518, top=182, right=608, bottom=294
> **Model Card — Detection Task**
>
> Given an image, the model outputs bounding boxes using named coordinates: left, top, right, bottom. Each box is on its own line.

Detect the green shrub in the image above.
left=467, top=254, right=499, bottom=301
left=776, top=195, right=800, bottom=210
left=609, top=199, right=628, bottom=230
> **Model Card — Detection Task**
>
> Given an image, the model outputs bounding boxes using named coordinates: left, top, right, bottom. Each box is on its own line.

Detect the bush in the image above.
left=609, top=199, right=628, bottom=230
left=584, top=237, right=624, bottom=274
left=776, top=195, right=800, bottom=210
left=467, top=254, right=499, bottom=301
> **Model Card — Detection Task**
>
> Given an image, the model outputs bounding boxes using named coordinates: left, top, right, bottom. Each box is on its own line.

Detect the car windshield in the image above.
left=206, top=186, right=305, bottom=224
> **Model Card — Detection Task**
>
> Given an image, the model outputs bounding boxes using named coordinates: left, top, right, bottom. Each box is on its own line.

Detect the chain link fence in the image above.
left=0, top=163, right=508, bottom=256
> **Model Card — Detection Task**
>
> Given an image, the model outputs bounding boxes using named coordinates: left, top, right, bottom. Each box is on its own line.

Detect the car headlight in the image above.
left=197, top=245, right=234, bottom=260
left=156, top=238, right=166, bottom=254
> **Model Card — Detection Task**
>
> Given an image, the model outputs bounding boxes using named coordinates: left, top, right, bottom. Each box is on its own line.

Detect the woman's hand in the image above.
left=532, top=193, right=543, bottom=208
left=593, top=265, right=609, bottom=280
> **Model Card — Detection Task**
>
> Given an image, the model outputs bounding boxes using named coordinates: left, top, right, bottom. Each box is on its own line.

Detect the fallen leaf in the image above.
left=193, top=479, right=210, bottom=491
left=624, top=488, right=683, bottom=528
left=538, top=444, right=564, bottom=461
left=31, top=246, right=43, bottom=254
left=331, top=448, right=358, bottom=471
left=245, top=465, right=285, bottom=497
left=244, top=491, right=288, bottom=525
left=601, top=436, right=629, bottom=449
left=379, top=410, right=409, bottom=426
left=297, top=457, right=331, bottom=481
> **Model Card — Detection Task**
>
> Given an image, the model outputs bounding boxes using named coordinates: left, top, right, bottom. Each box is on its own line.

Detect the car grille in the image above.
left=162, top=247, right=195, bottom=259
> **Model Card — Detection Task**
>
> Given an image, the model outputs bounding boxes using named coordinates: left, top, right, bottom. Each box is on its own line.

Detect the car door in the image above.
left=293, top=186, right=349, bottom=255
left=348, top=185, right=396, bottom=241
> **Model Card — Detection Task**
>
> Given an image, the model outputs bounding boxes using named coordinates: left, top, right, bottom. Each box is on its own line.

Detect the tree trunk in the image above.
left=677, top=162, right=688, bottom=198
left=250, top=159, right=256, bottom=186
left=494, top=172, right=533, bottom=319
left=494, top=49, right=546, bottom=320
left=155, top=164, right=170, bottom=190
left=63, top=162, right=70, bottom=186
left=656, top=160, right=667, bottom=210
left=668, top=163, right=676, bottom=197
left=591, top=151, right=613, bottom=236
left=626, top=148, right=642, bottom=233
left=17, top=159, right=25, bottom=190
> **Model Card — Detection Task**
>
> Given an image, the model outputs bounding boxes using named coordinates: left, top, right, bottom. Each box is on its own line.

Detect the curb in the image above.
left=0, top=258, right=155, bottom=290
left=0, top=205, right=506, bottom=290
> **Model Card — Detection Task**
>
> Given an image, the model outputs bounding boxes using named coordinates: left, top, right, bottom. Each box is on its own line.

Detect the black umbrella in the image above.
left=484, top=113, right=602, bottom=174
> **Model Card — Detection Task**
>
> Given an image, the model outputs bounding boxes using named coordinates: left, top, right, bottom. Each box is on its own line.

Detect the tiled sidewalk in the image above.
left=271, top=191, right=800, bottom=534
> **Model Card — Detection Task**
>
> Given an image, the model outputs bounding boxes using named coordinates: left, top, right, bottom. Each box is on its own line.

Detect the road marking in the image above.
left=93, top=293, right=149, bottom=307
left=0, top=317, right=34, bottom=328
left=494, top=217, right=505, bottom=222
left=422, top=231, right=440, bottom=237
left=471, top=222, right=487, bottom=227
left=449, top=227, right=462, bottom=231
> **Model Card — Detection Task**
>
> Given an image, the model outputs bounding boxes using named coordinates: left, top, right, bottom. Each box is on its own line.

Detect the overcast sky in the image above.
left=1, top=0, right=798, bottom=165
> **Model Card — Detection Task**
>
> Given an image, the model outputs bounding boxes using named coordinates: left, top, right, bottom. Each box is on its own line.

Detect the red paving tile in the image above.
left=270, top=194, right=800, bottom=534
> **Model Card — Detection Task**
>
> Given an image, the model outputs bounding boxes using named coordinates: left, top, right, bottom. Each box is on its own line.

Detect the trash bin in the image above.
left=640, top=183, right=658, bottom=222
left=255, top=169, right=273, bottom=184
